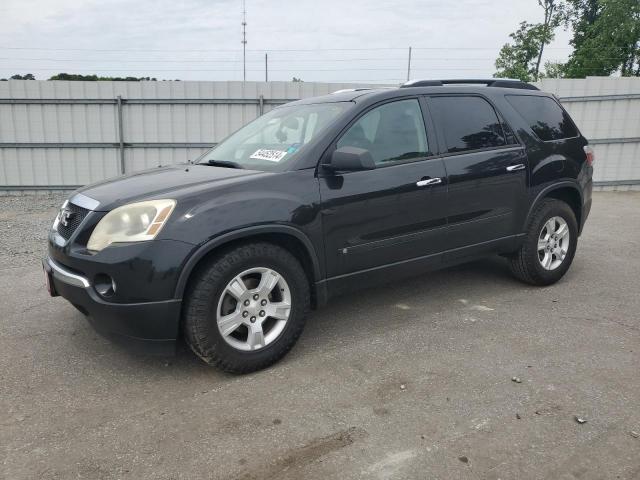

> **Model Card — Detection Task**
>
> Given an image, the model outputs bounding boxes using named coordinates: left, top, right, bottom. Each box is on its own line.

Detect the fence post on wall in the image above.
left=116, top=95, right=126, bottom=174
left=259, top=94, right=264, bottom=116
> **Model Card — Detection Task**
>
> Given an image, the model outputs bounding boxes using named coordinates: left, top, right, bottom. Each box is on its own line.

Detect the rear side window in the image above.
left=429, top=96, right=507, bottom=153
left=506, top=95, right=578, bottom=141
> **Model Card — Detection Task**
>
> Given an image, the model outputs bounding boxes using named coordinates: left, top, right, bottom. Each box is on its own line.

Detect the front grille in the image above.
left=57, top=202, right=90, bottom=240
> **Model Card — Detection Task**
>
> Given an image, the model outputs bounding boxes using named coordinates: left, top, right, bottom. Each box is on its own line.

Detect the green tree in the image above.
left=48, top=73, right=158, bottom=81
left=9, top=73, right=36, bottom=80
left=562, top=0, right=640, bottom=77
left=495, top=0, right=562, bottom=81
left=543, top=60, right=566, bottom=78
left=494, top=22, right=552, bottom=81
left=534, top=0, right=563, bottom=77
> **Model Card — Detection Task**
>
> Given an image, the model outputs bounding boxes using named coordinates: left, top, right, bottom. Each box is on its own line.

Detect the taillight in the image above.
left=584, top=145, right=595, bottom=166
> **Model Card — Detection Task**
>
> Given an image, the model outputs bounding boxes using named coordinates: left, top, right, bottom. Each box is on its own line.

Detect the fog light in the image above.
left=94, top=274, right=116, bottom=298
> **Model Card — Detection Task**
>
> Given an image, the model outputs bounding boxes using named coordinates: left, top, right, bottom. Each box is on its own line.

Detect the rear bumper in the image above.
left=580, top=197, right=592, bottom=234
left=579, top=177, right=593, bottom=235
left=43, top=256, right=181, bottom=355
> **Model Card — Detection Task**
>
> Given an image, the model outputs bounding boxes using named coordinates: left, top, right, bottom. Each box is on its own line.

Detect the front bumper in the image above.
left=43, top=256, right=181, bottom=355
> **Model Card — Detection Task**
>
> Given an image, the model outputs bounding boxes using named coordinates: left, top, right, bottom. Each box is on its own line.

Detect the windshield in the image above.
left=199, top=102, right=350, bottom=171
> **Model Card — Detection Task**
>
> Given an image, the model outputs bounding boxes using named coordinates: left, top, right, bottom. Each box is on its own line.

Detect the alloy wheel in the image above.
left=216, top=267, right=291, bottom=351
left=537, top=216, right=570, bottom=271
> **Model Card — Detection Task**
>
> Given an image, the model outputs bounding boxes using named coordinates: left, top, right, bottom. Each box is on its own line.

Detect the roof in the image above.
left=284, top=82, right=548, bottom=108
left=401, top=78, right=538, bottom=90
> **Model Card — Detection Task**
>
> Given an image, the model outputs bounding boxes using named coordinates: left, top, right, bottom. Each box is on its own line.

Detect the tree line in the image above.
left=495, top=0, right=640, bottom=81
left=1, top=73, right=167, bottom=81
left=1, top=73, right=305, bottom=82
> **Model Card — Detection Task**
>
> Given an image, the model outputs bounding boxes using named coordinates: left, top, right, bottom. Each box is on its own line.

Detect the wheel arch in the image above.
left=175, top=225, right=325, bottom=308
left=526, top=182, right=583, bottom=233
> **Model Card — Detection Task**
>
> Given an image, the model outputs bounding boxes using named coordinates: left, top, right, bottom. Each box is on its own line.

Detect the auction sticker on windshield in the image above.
left=250, top=149, right=288, bottom=162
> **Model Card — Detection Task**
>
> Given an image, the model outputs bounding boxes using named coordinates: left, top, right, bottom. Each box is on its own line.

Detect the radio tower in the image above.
left=241, top=0, right=247, bottom=81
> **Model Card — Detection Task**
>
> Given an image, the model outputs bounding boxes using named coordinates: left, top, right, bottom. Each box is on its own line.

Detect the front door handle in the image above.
left=416, top=177, right=442, bottom=187
left=506, top=164, right=526, bottom=172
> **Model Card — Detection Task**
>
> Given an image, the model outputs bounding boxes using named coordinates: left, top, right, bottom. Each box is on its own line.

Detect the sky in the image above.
left=0, top=0, right=573, bottom=83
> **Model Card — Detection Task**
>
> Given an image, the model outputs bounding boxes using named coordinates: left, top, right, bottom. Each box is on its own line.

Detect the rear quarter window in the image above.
left=506, top=95, right=578, bottom=141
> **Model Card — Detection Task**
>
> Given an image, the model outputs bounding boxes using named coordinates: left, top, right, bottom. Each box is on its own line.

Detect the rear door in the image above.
left=319, top=97, right=448, bottom=279
left=427, top=94, right=528, bottom=252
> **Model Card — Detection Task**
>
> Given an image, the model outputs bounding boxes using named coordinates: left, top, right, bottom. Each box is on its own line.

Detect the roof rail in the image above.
left=331, top=88, right=374, bottom=94
left=400, top=79, right=539, bottom=91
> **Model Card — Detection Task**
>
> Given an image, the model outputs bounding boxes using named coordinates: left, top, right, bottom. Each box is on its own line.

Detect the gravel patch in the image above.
left=0, top=193, right=67, bottom=268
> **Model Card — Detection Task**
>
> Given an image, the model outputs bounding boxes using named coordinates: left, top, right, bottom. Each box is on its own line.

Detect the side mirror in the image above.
left=324, top=146, right=376, bottom=172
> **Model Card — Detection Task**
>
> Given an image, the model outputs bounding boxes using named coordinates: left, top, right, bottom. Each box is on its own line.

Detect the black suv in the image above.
left=44, top=79, right=593, bottom=372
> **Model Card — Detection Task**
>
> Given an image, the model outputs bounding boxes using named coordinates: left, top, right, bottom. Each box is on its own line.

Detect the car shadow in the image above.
left=64, top=255, right=516, bottom=377
left=297, top=255, right=519, bottom=354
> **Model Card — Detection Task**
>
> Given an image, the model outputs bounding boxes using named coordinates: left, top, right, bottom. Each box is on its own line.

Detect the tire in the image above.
left=182, top=242, right=310, bottom=373
left=508, top=198, right=578, bottom=286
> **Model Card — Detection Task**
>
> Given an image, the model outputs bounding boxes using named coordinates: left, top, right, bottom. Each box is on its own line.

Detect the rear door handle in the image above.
left=416, top=177, right=442, bottom=187
left=506, top=164, right=526, bottom=172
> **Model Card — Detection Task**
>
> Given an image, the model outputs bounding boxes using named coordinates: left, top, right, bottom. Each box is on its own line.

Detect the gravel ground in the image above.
left=1, top=191, right=639, bottom=480
left=0, top=193, right=67, bottom=268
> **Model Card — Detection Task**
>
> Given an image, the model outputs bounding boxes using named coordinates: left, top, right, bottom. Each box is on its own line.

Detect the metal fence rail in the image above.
left=0, top=95, right=296, bottom=179
left=538, top=77, right=640, bottom=190
left=0, top=80, right=386, bottom=188
left=1, top=79, right=639, bottom=190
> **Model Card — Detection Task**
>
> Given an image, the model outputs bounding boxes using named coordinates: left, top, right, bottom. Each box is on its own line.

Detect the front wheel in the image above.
left=182, top=242, right=310, bottom=373
left=509, top=199, right=578, bottom=286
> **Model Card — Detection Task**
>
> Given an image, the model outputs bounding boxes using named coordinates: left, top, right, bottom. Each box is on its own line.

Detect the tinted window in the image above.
left=337, top=99, right=429, bottom=165
left=500, top=116, right=519, bottom=145
left=430, top=96, right=506, bottom=153
left=506, top=95, right=578, bottom=141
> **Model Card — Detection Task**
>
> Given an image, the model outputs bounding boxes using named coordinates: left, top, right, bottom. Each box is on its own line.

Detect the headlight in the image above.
left=87, top=199, right=176, bottom=252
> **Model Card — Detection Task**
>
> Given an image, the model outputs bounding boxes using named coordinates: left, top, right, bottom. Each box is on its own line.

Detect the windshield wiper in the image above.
left=206, top=159, right=243, bottom=169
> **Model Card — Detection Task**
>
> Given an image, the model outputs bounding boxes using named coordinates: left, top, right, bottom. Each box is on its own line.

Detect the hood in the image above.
left=74, top=164, right=265, bottom=211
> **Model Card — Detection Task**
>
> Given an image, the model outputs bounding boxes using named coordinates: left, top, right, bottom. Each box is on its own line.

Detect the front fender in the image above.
left=173, top=224, right=323, bottom=299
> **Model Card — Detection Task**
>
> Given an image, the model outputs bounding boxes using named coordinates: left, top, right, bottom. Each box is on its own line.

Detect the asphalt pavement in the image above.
left=1, top=191, right=639, bottom=479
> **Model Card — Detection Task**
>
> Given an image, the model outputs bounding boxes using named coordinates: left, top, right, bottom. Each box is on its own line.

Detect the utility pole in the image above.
left=265, top=52, right=268, bottom=82
left=241, top=0, right=247, bottom=81
left=406, top=46, right=412, bottom=82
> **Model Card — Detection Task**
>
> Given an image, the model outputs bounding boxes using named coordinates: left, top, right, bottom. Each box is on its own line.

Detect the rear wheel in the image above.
left=183, top=242, right=310, bottom=373
left=509, top=199, right=578, bottom=286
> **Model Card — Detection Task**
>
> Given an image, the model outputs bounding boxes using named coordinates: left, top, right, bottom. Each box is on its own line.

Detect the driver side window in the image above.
left=337, top=99, right=430, bottom=166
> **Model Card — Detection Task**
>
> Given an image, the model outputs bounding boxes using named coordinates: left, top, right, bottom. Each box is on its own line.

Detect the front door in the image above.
left=427, top=95, right=528, bottom=252
left=319, top=98, right=448, bottom=280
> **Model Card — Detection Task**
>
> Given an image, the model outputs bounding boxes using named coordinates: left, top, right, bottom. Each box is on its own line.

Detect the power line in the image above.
left=0, top=46, right=579, bottom=53
left=4, top=55, right=595, bottom=66
left=9, top=56, right=614, bottom=68
left=0, top=57, right=508, bottom=63
left=0, top=67, right=499, bottom=72
left=6, top=66, right=621, bottom=76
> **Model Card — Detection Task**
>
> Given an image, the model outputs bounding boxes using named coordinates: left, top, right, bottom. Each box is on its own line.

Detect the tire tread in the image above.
left=182, top=242, right=309, bottom=373
left=508, top=198, right=577, bottom=286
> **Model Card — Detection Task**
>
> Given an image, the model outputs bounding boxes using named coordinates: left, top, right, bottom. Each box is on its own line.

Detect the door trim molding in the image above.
left=339, top=221, right=448, bottom=255
left=327, top=233, right=521, bottom=282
